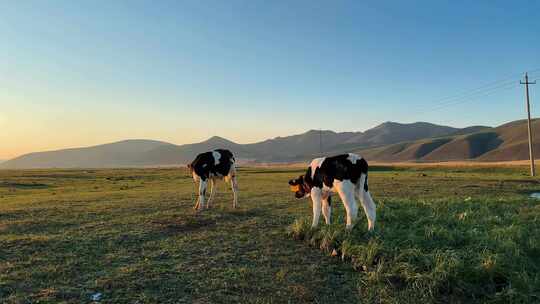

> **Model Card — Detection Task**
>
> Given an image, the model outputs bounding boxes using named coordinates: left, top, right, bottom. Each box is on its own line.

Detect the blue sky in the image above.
left=1, top=0, right=539, bottom=158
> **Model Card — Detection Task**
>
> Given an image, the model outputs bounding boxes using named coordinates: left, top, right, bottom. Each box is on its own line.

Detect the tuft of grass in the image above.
left=287, top=217, right=311, bottom=241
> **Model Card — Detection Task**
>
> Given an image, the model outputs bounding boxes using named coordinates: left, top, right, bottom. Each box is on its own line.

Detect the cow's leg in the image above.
left=336, top=180, right=357, bottom=230
left=192, top=174, right=200, bottom=210
left=363, top=191, right=376, bottom=231
left=311, top=187, right=323, bottom=228
left=230, top=175, right=238, bottom=208
left=356, top=174, right=376, bottom=231
left=322, top=193, right=332, bottom=225
left=357, top=190, right=376, bottom=231
left=207, top=178, right=216, bottom=209
left=194, top=197, right=200, bottom=210
left=197, top=179, right=207, bottom=211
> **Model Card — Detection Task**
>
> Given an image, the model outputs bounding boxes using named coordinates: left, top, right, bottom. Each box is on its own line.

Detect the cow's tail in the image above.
left=358, top=173, right=367, bottom=194
left=356, top=158, right=369, bottom=195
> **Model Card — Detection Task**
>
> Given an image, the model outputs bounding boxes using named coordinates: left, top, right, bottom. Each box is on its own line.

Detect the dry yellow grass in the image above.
left=245, top=159, right=540, bottom=169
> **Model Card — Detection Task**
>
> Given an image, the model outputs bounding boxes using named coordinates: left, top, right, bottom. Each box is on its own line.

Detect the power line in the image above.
left=411, top=69, right=540, bottom=118
left=413, top=81, right=520, bottom=118
left=319, top=129, right=323, bottom=156
left=425, top=79, right=515, bottom=107
left=423, top=81, right=517, bottom=110
left=411, top=68, right=540, bottom=113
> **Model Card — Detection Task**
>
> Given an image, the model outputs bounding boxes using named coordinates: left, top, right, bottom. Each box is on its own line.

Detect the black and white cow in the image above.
left=188, top=149, right=238, bottom=210
left=289, top=153, right=376, bottom=230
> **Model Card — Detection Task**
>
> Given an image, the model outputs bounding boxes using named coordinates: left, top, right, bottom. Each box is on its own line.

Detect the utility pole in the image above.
left=521, top=72, right=536, bottom=176
left=319, top=129, right=323, bottom=156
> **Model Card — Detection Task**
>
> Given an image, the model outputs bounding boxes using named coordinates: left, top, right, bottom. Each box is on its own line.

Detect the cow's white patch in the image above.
left=310, top=157, right=326, bottom=179
left=347, top=153, right=362, bottom=164
left=212, top=151, right=221, bottom=165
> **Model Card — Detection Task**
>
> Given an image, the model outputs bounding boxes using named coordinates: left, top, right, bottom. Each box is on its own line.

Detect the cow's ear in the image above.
left=288, top=179, right=296, bottom=185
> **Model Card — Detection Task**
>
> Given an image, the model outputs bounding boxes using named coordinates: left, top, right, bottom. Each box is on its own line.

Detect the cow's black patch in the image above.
left=188, top=149, right=235, bottom=181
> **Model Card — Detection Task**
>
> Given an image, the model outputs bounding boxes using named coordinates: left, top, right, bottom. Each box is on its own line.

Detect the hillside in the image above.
left=3, top=120, right=533, bottom=168
left=477, top=119, right=540, bottom=161
left=356, top=119, right=540, bottom=162
left=0, top=140, right=173, bottom=169
left=138, top=136, right=259, bottom=166
left=244, top=130, right=359, bottom=162
left=343, top=122, right=459, bottom=147
left=2, top=121, right=471, bottom=168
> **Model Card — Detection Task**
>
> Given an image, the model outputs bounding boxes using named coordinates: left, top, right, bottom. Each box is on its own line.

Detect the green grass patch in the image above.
left=289, top=196, right=540, bottom=303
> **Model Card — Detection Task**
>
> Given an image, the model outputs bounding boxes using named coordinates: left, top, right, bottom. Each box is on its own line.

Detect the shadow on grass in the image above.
left=0, top=182, right=52, bottom=189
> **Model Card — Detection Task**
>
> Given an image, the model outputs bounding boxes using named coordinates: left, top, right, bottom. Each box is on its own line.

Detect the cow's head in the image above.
left=289, top=175, right=310, bottom=199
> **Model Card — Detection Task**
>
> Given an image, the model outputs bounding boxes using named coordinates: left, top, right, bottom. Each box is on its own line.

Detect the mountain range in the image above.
left=1, top=119, right=538, bottom=169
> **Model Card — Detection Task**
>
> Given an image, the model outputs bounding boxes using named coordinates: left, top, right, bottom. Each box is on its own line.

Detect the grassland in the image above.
left=1, top=166, right=539, bottom=303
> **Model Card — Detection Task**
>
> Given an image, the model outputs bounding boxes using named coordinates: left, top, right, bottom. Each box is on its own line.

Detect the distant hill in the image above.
left=447, top=126, right=491, bottom=136
left=356, top=119, right=540, bottom=162
left=343, top=122, right=460, bottom=147
left=244, top=130, right=359, bottom=162
left=1, top=140, right=173, bottom=169
left=137, top=136, right=259, bottom=166
left=476, top=119, right=540, bottom=161
left=3, top=120, right=531, bottom=169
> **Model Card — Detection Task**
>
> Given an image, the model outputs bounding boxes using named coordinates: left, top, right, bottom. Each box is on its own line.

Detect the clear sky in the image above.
left=1, top=0, right=540, bottom=159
